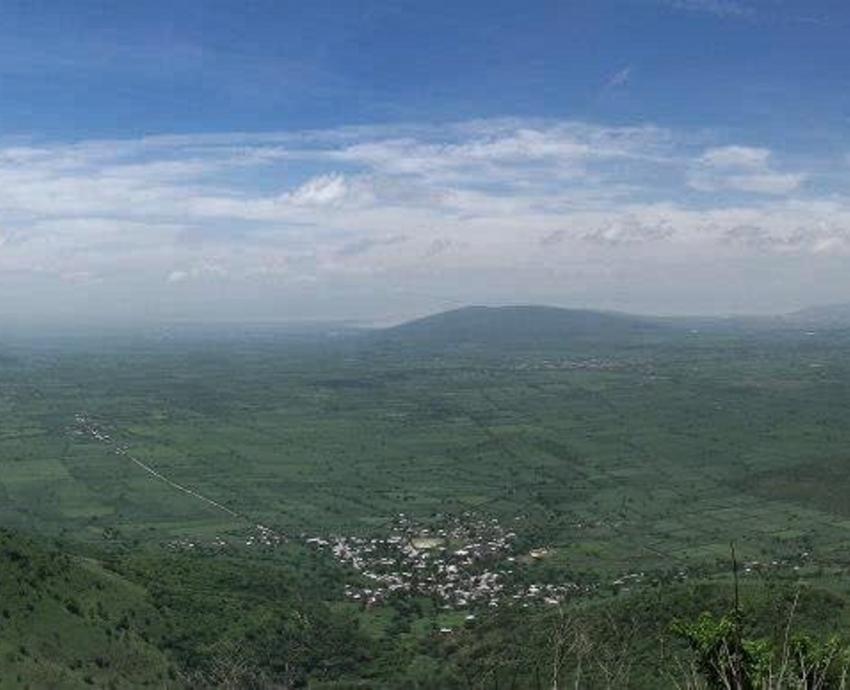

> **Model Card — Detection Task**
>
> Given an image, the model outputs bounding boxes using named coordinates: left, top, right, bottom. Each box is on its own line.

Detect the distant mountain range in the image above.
left=376, top=305, right=666, bottom=348
left=784, top=303, right=850, bottom=326
left=372, top=302, right=850, bottom=348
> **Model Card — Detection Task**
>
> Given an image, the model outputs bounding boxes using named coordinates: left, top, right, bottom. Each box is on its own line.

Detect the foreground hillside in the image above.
left=0, top=530, right=172, bottom=689
left=4, top=527, right=850, bottom=688
left=0, top=529, right=371, bottom=688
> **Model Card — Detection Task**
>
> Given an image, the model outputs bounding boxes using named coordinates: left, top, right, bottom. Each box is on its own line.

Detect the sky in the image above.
left=1, top=0, right=849, bottom=324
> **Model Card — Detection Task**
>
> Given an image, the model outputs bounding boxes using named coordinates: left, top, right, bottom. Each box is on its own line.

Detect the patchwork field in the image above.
left=4, top=325, right=850, bottom=583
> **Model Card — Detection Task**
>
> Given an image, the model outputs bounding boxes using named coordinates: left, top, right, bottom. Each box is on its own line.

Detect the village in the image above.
left=77, top=413, right=812, bottom=620
left=165, top=513, right=595, bottom=612
left=301, top=512, right=592, bottom=610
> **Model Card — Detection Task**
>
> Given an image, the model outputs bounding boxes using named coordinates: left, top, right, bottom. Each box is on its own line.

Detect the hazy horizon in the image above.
left=3, top=299, right=847, bottom=339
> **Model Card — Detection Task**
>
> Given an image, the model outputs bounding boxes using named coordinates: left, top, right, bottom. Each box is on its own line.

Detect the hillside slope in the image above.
left=378, top=305, right=665, bottom=348
left=786, top=303, right=850, bottom=327
left=0, top=530, right=370, bottom=689
left=0, top=530, right=174, bottom=689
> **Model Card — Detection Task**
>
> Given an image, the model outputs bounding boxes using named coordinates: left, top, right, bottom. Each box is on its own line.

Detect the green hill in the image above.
left=0, top=529, right=370, bottom=689
left=378, top=305, right=665, bottom=349
left=0, top=529, right=173, bottom=689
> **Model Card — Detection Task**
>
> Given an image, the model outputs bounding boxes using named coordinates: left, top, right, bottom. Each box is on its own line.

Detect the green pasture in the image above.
left=3, top=330, right=850, bottom=577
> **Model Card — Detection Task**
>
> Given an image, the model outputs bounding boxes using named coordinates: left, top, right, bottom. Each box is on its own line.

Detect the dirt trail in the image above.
left=76, top=414, right=240, bottom=519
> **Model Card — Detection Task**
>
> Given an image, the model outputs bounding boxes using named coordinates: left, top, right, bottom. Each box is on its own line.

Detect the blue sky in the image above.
left=3, top=0, right=848, bottom=139
left=1, top=0, right=849, bottom=323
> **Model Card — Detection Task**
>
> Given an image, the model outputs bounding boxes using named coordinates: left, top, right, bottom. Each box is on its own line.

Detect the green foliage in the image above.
left=788, top=633, right=850, bottom=689
left=673, top=611, right=769, bottom=689
left=674, top=608, right=850, bottom=689
left=0, top=529, right=173, bottom=689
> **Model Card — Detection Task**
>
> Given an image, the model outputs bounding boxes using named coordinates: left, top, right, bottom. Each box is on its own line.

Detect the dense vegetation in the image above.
left=5, top=527, right=850, bottom=688
left=5, top=307, right=850, bottom=687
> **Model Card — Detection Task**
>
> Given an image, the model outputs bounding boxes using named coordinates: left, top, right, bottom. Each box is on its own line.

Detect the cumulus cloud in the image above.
left=688, top=145, right=805, bottom=195
left=723, top=224, right=808, bottom=251
left=699, top=145, right=770, bottom=169
left=288, top=173, right=350, bottom=206
left=581, top=217, right=675, bottom=246
left=0, top=118, right=846, bottom=321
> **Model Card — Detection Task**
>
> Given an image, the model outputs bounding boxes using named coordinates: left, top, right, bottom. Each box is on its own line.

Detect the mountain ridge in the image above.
left=376, top=304, right=666, bottom=348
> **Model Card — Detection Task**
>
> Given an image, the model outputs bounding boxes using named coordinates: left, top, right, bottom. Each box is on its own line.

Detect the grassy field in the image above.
left=3, top=325, right=850, bottom=578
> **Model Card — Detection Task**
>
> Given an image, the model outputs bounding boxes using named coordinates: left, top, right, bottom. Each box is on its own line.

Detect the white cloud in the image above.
left=581, top=216, right=675, bottom=246
left=288, top=173, right=350, bottom=206
left=726, top=173, right=805, bottom=195
left=699, top=145, right=771, bottom=169
left=664, top=0, right=752, bottom=18
left=688, top=145, right=805, bottom=195
left=1, top=118, right=846, bottom=321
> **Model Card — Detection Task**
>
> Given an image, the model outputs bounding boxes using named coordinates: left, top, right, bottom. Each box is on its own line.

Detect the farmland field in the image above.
left=4, top=323, right=850, bottom=578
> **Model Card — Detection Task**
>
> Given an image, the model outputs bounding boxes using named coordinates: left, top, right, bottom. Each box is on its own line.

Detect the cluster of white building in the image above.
left=742, top=552, right=810, bottom=575
left=246, top=524, right=284, bottom=547
left=305, top=513, right=588, bottom=610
